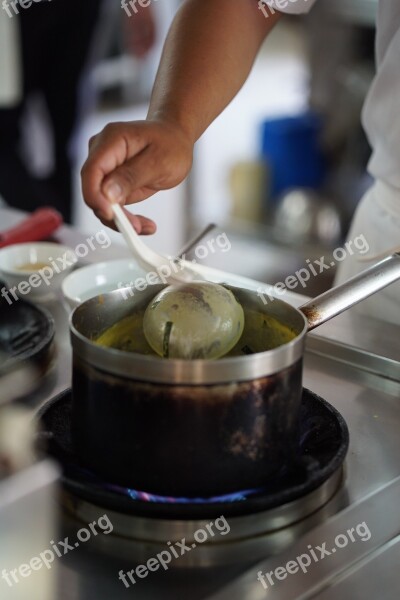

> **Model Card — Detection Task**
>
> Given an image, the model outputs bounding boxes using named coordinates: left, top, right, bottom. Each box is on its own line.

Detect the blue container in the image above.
left=260, top=113, right=326, bottom=200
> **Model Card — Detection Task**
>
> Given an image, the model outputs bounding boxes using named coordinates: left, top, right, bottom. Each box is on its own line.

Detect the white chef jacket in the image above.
left=275, top=0, right=400, bottom=325
left=362, top=0, right=400, bottom=191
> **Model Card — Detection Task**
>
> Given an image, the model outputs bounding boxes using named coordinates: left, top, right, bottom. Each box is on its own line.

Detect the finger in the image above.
left=102, top=145, right=165, bottom=206
left=94, top=209, right=156, bottom=236
left=81, top=124, right=149, bottom=220
left=129, top=213, right=157, bottom=235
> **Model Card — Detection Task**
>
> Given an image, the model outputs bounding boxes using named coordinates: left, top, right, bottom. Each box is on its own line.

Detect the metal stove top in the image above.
left=50, top=345, right=400, bottom=600
left=50, top=313, right=400, bottom=599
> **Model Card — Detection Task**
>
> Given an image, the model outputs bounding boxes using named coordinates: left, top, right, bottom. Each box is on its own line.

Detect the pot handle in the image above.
left=299, top=253, right=400, bottom=331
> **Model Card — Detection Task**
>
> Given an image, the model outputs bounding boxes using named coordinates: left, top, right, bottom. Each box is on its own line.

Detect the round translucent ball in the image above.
left=143, top=282, right=245, bottom=360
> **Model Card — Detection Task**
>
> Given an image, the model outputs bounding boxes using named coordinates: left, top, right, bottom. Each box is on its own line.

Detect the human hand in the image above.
left=81, top=119, right=193, bottom=232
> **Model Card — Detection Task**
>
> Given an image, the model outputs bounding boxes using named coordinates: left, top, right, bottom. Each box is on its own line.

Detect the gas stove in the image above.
left=38, top=387, right=348, bottom=568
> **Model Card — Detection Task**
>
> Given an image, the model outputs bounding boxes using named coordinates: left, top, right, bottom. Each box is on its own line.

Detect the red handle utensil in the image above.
left=0, top=208, right=63, bottom=248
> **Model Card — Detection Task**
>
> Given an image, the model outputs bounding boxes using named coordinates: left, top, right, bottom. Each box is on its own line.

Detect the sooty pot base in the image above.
left=72, top=358, right=303, bottom=497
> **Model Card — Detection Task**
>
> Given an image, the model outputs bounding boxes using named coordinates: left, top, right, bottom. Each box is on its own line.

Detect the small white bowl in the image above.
left=62, top=259, right=146, bottom=309
left=0, top=242, right=76, bottom=301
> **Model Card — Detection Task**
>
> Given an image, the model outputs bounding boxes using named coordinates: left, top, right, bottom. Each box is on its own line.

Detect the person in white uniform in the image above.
left=81, top=0, right=400, bottom=324
left=335, top=0, right=400, bottom=324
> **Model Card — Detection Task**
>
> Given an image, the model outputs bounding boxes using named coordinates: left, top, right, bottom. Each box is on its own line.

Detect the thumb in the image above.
left=102, top=149, right=157, bottom=206
left=102, top=179, right=125, bottom=206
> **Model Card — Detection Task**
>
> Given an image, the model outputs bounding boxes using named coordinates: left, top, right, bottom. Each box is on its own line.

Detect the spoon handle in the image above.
left=112, top=204, right=189, bottom=282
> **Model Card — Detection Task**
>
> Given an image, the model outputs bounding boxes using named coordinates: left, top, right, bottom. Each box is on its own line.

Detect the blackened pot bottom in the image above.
left=37, top=388, right=349, bottom=519
left=72, top=358, right=303, bottom=497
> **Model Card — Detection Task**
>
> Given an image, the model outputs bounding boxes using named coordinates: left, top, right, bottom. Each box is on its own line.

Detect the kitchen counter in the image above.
left=1, top=208, right=399, bottom=599
left=55, top=350, right=400, bottom=600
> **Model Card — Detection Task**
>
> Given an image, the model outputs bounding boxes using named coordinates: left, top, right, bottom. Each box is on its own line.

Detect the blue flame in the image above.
left=75, top=464, right=260, bottom=503
left=125, top=488, right=258, bottom=503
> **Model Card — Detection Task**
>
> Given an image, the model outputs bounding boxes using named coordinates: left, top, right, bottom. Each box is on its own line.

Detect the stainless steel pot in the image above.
left=70, top=253, right=400, bottom=497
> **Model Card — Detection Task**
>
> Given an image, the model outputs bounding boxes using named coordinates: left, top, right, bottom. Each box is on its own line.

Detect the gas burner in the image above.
left=38, top=389, right=348, bottom=521
left=37, top=389, right=349, bottom=565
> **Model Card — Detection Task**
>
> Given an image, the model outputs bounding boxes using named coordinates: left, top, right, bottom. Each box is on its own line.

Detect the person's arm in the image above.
left=82, top=0, right=280, bottom=230
left=148, top=0, right=280, bottom=144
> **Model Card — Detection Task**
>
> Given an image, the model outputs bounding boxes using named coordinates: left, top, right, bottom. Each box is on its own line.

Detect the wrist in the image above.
left=147, top=107, right=199, bottom=146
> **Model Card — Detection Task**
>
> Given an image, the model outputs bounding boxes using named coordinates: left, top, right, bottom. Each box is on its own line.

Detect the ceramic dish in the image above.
left=0, top=242, right=76, bottom=301
left=62, top=259, right=145, bottom=309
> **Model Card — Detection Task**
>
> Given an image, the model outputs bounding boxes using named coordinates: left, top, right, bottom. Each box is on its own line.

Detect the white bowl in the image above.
left=61, top=259, right=146, bottom=309
left=0, top=242, right=76, bottom=302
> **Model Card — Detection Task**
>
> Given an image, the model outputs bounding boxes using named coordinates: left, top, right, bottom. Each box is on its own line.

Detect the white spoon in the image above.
left=112, top=204, right=265, bottom=290
left=112, top=204, right=192, bottom=283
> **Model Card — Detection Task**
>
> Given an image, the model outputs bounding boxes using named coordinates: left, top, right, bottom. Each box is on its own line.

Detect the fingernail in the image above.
left=104, top=181, right=123, bottom=204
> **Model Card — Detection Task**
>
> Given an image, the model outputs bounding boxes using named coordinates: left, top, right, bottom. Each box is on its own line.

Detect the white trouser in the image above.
left=335, top=180, right=400, bottom=325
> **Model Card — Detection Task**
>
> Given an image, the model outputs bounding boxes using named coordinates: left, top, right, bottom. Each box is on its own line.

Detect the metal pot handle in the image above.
left=299, top=253, right=400, bottom=331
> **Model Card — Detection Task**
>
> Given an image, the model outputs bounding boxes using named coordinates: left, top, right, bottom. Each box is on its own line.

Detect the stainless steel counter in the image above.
left=55, top=353, right=400, bottom=600
left=1, top=208, right=399, bottom=599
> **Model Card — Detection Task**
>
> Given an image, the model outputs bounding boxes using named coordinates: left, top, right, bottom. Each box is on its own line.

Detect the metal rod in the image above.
left=177, top=223, right=217, bottom=259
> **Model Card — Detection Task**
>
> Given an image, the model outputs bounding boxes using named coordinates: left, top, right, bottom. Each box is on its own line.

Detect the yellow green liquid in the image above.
left=226, top=309, right=297, bottom=356
left=95, top=306, right=297, bottom=358
left=95, top=308, right=155, bottom=355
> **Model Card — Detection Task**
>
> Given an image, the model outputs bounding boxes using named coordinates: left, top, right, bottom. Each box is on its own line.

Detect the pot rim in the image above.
left=70, top=286, right=308, bottom=385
